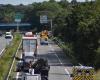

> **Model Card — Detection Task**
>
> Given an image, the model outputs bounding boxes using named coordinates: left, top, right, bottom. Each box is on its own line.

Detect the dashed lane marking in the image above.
left=49, top=44, right=70, bottom=78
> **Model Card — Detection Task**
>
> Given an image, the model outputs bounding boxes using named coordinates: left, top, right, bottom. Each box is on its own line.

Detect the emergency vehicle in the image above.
left=40, top=30, right=48, bottom=45
left=22, top=32, right=38, bottom=58
left=72, top=66, right=95, bottom=80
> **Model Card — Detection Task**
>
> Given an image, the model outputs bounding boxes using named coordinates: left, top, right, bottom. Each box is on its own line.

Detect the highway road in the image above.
left=0, top=36, right=6, bottom=55
left=15, top=38, right=73, bottom=80
left=0, top=35, right=12, bottom=56
left=38, top=39, right=73, bottom=80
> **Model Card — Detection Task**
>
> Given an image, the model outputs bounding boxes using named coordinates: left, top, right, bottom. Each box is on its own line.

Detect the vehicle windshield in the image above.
left=5, top=36, right=12, bottom=39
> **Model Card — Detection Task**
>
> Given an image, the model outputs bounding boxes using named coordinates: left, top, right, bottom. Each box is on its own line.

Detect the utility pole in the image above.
left=17, top=22, right=19, bottom=32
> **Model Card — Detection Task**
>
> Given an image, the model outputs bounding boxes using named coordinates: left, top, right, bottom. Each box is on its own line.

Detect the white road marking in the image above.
left=0, top=48, right=5, bottom=55
left=16, top=72, right=20, bottom=79
left=65, top=69, right=70, bottom=77
left=16, top=52, right=22, bottom=79
left=49, top=44, right=71, bottom=78
left=54, top=53, right=63, bottom=65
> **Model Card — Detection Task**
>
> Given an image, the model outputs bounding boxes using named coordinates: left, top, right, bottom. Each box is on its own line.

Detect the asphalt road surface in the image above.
left=15, top=38, right=73, bottom=80
left=0, top=36, right=6, bottom=55
left=0, top=35, right=12, bottom=56
left=38, top=39, right=73, bottom=80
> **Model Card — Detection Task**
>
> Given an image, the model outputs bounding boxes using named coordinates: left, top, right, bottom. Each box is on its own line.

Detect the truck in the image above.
left=40, top=30, right=48, bottom=45
left=15, top=32, right=50, bottom=80
left=16, top=32, right=38, bottom=71
left=21, top=58, right=50, bottom=80
left=22, top=34, right=38, bottom=58
left=16, top=58, right=50, bottom=80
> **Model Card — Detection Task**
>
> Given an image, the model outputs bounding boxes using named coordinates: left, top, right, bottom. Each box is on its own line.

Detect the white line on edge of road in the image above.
left=65, top=69, right=70, bottom=77
left=49, top=44, right=71, bottom=77
left=0, top=48, right=5, bottom=56
left=6, top=41, right=22, bottom=80
left=54, top=53, right=63, bottom=65
left=16, top=50, right=23, bottom=79
left=16, top=72, right=19, bottom=79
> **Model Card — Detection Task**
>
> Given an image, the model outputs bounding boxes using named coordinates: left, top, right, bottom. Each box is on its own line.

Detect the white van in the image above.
left=5, top=32, right=13, bottom=39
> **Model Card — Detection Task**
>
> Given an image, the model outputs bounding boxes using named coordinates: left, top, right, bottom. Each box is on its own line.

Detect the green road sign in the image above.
left=15, top=13, right=22, bottom=19
left=15, top=13, right=23, bottom=22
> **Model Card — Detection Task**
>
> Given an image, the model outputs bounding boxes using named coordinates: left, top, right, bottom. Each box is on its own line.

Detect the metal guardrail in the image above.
left=52, top=37, right=82, bottom=66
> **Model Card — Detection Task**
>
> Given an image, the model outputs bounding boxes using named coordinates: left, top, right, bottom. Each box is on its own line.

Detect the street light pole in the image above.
left=17, top=22, right=20, bottom=32
left=17, top=22, right=19, bottom=32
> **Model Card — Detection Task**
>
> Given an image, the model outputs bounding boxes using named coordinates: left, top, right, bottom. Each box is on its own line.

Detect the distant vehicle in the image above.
left=5, top=32, right=13, bottom=39
left=40, top=30, right=48, bottom=45
left=25, top=32, right=33, bottom=37
left=71, top=66, right=95, bottom=80
left=40, top=38, right=48, bottom=45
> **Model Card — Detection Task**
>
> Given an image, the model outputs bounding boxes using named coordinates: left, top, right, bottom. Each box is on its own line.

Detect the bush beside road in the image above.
left=0, top=33, right=21, bottom=80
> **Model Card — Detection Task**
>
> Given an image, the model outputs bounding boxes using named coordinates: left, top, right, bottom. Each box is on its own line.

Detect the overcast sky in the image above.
left=0, top=0, right=92, bottom=5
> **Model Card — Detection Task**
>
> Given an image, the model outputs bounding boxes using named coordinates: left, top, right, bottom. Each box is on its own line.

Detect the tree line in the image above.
left=0, top=0, right=100, bottom=69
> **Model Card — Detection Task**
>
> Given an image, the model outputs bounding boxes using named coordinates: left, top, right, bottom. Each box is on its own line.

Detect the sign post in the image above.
left=15, top=13, right=22, bottom=32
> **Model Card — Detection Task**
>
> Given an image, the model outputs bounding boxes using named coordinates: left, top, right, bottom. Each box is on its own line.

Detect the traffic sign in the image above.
left=40, top=15, right=48, bottom=23
left=15, top=13, right=22, bottom=23
left=15, top=19, right=21, bottom=23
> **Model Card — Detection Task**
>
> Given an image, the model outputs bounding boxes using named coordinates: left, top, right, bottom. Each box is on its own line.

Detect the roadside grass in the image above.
left=0, top=33, right=21, bottom=80
left=8, top=46, right=22, bottom=80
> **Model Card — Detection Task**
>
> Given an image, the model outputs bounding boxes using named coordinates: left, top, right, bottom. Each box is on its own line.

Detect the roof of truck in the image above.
left=22, top=36, right=37, bottom=40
